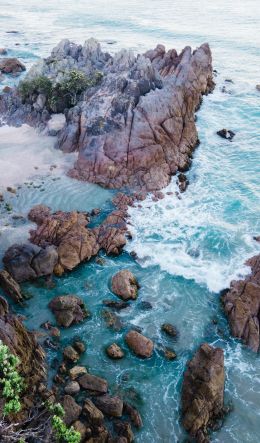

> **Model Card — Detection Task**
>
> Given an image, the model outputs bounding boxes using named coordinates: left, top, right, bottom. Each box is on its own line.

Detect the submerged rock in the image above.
left=223, top=253, right=260, bottom=352
left=161, top=323, right=178, bottom=337
left=0, top=57, right=26, bottom=74
left=49, top=295, right=88, bottom=327
left=181, top=343, right=225, bottom=442
left=0, top=269, right=24, bottom=303
left=125, top=330, right=154, bottom=358
left=111, top=270, right=139, bottom=300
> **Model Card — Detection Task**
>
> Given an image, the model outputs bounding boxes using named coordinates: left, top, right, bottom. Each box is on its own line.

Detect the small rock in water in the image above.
left=217, top=128, right=235, bottom=141
left=103, top=299, right=129, bottom=310
left=63, top=345, right=80, bottom=363
left=111, top=270, right=139, bottom=301
left=102, top=309, right=124, bottom=331
left=225, top=78, right=234, bottom=83
left=253, top=235, right=260, bottom=242
left=125, top=330, right=154, bottom=358
left=255, top=84, right=260, bottom=92
left=0, top=193, right=4, bottom=202
left=138, top=300, right=153, bottom=310
left=161, top=323, right=178, bottom=337
left=163, top=347, right=177, bottom=360
left=0, top=58, right=26, bottom=74
left=73, top=340, right=85, bottom=354
left=177, top=173, right=189, bottom=193
left=106, top=343, right=125, bottom=359
left=69, top=365, right=87, bottom=380
left=6, top=186, right=16, bottom=194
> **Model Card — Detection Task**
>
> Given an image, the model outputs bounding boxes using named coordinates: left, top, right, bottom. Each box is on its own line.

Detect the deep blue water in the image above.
left=0, top=1, right=260, bottom=442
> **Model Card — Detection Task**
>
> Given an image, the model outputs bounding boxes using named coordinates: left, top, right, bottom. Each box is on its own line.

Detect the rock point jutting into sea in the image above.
left=0, top=2, right=260, bottom=443
left=0, top=38, right=214, bottom=191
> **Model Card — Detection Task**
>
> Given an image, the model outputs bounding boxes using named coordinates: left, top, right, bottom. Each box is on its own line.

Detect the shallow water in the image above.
left=0, top=1, right=260, bottom=442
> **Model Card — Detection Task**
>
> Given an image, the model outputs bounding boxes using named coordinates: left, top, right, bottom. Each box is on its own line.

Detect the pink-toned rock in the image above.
left=125, top=330, right=154, bottom=358
left=0, top=57, right=25, bottom=74
left=223, top=254, right=260, bottom=352
left=48, top=295, right=88, bottom=327
left=181, top=343, right=225, bottom=442
left=112, top=270, right=139, bottom=300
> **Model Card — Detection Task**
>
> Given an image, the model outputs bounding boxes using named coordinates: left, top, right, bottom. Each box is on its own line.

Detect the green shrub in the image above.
left=46, top=401, right=81, bottom=443
left=19, top=76, right=52, bottom=101
left=0, top=340, right=24, bottom=416
left=18, top=69, right=103, bottom=112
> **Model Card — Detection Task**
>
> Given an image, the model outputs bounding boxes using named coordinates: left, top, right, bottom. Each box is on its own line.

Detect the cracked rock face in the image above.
left=223, top=254, right=260, bottom=352
left=181, top=343, right=225, bottom=442
left=0, top=38, right=214, bottom=191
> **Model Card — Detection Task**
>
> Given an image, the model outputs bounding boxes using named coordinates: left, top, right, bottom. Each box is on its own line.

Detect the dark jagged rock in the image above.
left=0, top=39, right=214, bottom=192
left=177, top=173, right=189, bottom=193
left=102, top=299, right=129, bottom=310
left=106, top=343, right=125, bottom=359
left=49, top=295, right=88, bottom=327
left=0, top=269, right=24, bottom=303
left=111, top=270, right=139, bottom=301
left=161, top=322, right=178, bottom=337
left=181, top=343, right=225, bottom=442
left=223, top=254, right=260, bottom=352
left=0, top=57, right=26, bottom=74
left=3, top=243, right=58, bottom=282
left=123, top=402, right=143, bottom=429
left=216, top=128, right=235, bottom=141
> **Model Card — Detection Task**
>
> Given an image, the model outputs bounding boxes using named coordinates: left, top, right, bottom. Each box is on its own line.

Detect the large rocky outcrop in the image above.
left=0, top=296, right=46, bottom=415
left=181, top=343, right=225, bottom=442
left=0, top=38, right=214, bottom=191
left=223, top=254, right=260, bottom=352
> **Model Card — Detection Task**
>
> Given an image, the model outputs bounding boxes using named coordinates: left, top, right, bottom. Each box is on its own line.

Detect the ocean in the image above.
left=0, top=1, right=260, bottom=441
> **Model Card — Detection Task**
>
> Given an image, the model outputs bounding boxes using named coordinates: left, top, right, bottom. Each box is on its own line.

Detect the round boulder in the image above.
left=125, top=330, right=153, bottom=358
left=106, top=343, right=124, bottom=359
left=111, top=270, right=139, bottom=301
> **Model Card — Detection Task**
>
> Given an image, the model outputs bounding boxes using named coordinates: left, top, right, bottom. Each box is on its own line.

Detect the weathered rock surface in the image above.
left=63, top=345, right=80, bottom=362
left=64, top=381, right=80, bottom=395
left=123, top=402, right=143, bottom=429
left=3, top=243, right=58, bottom=282
left=69, top=365, right=87, bottom=380
left=63, top=394, right=82, bottom=425
left=0, top=39, right=214, bottom=191
left=0, top=269, right=24, bottom=303
left=161, top=322, right=178, bottom=337
left=94, top=395, right=123, bottom=417
left=223, top=254, right=260, bottom=352
left=181, top=343, right=225, bottom=442
left=0, top=57, right=26, bottom=74
left=49, top=295, right=88, bottom=327
left=83, top=399, right=104, bottom=424
left=0, top=296, right=46, bottom=413
left=111, top=270, right=139, bottom=300
left=106, top=343, right=125, bottom=359
left=216, top=128, right=235, bottom=141
left=125, top=330, right=154, bottom=358
left=78, top=373, right=108, bottom=394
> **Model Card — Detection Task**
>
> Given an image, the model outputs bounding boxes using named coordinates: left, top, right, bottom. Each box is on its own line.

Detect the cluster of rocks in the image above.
left=2, top=202, right=128, bottom=283
left=48, top=339, right=143, bottom=442
left=0, top=38, right=214, bottom=191
left=0, top=57, right=25, bottom=75
left=222, top=253, right=260, bottom=352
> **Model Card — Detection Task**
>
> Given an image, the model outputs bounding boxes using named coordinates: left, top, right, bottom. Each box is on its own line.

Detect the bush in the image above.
left=0, top=340, right=24, bottom=416
left=46, top=401, right=81, bottom=443
left=18, top=69, right=103, bottom=112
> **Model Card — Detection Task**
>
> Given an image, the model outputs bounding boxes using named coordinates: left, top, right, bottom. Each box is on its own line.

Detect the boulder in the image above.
left=3, top=243, right=58, bottom=282
left=123, top=403, right=143, bottom=428
left=64, top=381, right=80, bottom=395
left=223, top=254, right=260, bottom=352
left=0, top=57, right=26, bottom=74
left=111, top=270, right=139, bottom=301
left=177, top=173, right=189, bottom=193
left=73, top=340, right=86, bottom=354
left=106, top=343, right=124, bottom=359
left=161, top=323, right=178, bottom=337
left=94, top=395, right=123, bottom=417
left=63, top=346, right=80, bottom=363
left=83, top=399, right=104, bottom=424
left=72, top=420, right=87, bottom=441
left=48, top=295, right=88, bottom=327
left=0, top=269, right=24, bottom=303
left=28, top=204, right=51, bottom=224
left=69, top=365, right=88, bottom=380
left=78, top=373, right=108, bottom=394
left=63, top=395, right=82, bottom=426
left=125, top=330, right=154, bottom=358
left=181, top=343, right=225, bottom=442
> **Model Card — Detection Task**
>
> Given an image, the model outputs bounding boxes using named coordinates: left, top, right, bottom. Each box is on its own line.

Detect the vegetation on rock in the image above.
left=18, top=69, right=103, bottom=112
left=0, top=340, right=24, bottom=416
left=47, top=401, right=81, bottom=443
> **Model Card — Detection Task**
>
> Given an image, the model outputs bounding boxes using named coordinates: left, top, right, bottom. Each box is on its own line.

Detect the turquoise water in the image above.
left=0, top=1, right=260, bottom=441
